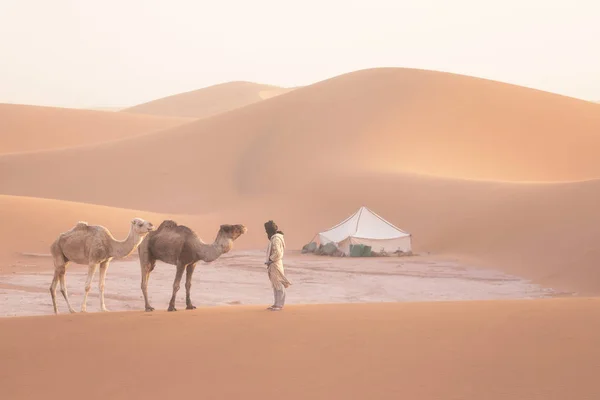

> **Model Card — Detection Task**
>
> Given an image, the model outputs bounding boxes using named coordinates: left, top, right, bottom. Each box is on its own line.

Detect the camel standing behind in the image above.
left=138, top=220, right=247, bottom=311
left=50, top=218, right=155, bottom=314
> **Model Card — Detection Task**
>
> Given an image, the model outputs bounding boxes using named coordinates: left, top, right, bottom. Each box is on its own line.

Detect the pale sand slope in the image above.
left=1, top=299, right=600, bottom=400
left=122, top=81, right=296, bottom=118
left=0, top=103, right=194, bottom=154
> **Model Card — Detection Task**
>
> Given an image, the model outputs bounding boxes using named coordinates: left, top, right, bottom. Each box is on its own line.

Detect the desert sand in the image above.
left=0, top=103, right=193, bottom=154
left=2, top=67, right=600, bottom=399
left=1, top=250, right=556, bottom=317
left=1, top=298, right=600, bottom=399
left=122, top=81, right=295, bottom=118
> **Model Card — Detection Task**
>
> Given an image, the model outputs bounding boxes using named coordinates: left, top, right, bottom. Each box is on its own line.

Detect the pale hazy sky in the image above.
left=1, top=0, right=598, bottom=108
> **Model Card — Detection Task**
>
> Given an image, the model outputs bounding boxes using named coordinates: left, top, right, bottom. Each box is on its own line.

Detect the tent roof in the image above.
left=316, top=206, right=411, bottom=243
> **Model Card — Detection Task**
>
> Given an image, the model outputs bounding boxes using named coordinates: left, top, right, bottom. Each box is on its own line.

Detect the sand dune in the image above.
left=2, top=68, right=600, bottom=295
left=1, top=298, right=600, bottom=399
left=82, top=106, right=124, bottom=112
left=3, top=68, right=600, bottom=196
left=0, top=103, right=193, bottom=154
left=122, top=81, right=295, bottom=118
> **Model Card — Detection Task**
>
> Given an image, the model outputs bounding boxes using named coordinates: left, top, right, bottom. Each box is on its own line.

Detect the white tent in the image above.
left=311, top=206, right=412, bottom=255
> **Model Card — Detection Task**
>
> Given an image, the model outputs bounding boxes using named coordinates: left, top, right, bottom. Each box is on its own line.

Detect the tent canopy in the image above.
left=312, top=206, right=412, bottom=254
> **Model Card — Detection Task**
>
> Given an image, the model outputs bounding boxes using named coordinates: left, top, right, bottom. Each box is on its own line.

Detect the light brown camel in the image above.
left=50, top=218, right=155, bottom=314
left=138, top=220, right=247, bottom=312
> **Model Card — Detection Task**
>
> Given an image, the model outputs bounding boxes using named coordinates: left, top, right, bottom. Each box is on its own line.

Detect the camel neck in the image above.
left=195, top=238, right=231, bottom=263
left=110, top=227, right=142, bottom=259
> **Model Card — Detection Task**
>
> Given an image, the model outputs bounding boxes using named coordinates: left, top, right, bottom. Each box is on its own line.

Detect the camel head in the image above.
left=131, top=218, right=155, bottom=237
left=214, top=224, right=247, bottom=253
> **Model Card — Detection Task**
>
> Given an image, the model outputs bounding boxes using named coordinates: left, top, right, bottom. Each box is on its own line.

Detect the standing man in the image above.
left=264, top=220, right=291, bottom=311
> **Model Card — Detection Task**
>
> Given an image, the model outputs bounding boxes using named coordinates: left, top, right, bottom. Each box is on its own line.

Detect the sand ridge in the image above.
left=122, top=81, right=296, bottom=118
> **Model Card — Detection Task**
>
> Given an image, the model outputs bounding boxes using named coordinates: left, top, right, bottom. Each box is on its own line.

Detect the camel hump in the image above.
left=157, top=220, right=179, bottom=231
left=156, top=219, right=196, bottom=236
left=74, top=221, right=89, bottom=230
left=154, top=220, right=197, bottom=238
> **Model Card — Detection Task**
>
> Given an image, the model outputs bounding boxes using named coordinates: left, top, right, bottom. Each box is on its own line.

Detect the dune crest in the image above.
left=122, top=81, right=295, bottom=118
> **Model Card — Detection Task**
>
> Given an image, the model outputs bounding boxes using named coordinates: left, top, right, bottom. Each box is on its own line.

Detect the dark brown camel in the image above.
left=138, top=220, right=247, bottom=311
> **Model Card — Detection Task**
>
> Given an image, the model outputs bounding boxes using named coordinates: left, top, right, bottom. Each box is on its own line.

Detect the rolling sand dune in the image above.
left=2, top=68, right=600, bottom=295
left=122, top=81, right=295, bottom=118
left=1, top=298, right=600, bottom=399
left=0, top=103, right=193, bottom=154
left=2, top=68, right=600, bottom=201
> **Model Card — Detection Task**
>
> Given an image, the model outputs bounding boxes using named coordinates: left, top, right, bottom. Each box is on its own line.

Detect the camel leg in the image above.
left=50, top=268, right=61, bottom=314
left=50, top=244, right=68, bottom=314
left=167, top=263, right=186, bottom=312
left=59, top=269, right=76, bottom=314
left=81, top=263, right=98, bottom=312
left=140, top=261, right=154, bottom=312
left=98, top=260, right=110, bottom=312
left=185, top=263, right=197, bottom=310
left=138, top=242, right=155, bottom=312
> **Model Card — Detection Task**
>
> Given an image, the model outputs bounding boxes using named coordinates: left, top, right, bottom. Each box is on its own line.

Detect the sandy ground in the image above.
left=0, top=251, right=557, bottom=317
left=1, top=298, right=599, bottom=400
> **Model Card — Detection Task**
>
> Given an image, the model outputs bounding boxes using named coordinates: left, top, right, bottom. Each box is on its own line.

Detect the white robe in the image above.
left=266, top=233, right=291, bottom=289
